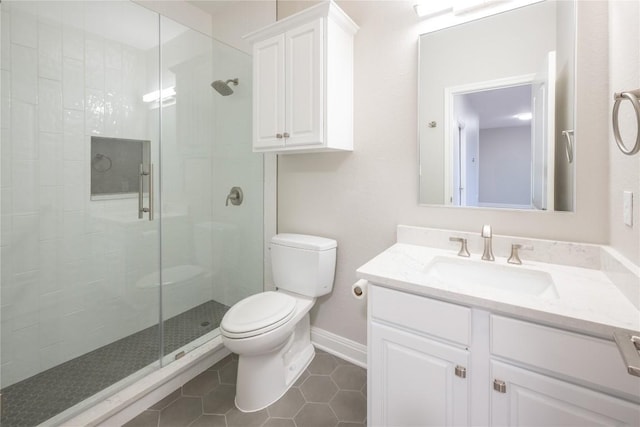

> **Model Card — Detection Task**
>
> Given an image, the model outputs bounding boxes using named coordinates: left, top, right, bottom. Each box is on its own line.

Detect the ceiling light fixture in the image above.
left=515, top=112, right=532, bottom=121
left=142, top=86, right=176, bottom=103
left=413, top=0, right=452, bottom=18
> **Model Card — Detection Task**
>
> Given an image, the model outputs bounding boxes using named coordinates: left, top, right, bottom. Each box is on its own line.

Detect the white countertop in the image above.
left=356, top=243, right=640, bottom=339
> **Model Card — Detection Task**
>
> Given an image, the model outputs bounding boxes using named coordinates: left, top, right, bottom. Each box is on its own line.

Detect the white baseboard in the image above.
left=311, top=327, right=367, bottom=369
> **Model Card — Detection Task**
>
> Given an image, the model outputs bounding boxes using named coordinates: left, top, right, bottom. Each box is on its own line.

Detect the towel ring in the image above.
left=561, top=130, right=574, bottom=163
left=612, top=89, right=640, bottom=155
left=91, top=153, right=112, bottom=172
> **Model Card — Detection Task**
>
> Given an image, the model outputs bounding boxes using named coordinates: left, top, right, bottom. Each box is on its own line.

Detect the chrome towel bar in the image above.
left=612, top=89, right=640, bottom=155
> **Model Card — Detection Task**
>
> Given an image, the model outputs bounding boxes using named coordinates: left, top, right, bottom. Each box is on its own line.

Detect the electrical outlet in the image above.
left=623, top=191, right=633, bottom=227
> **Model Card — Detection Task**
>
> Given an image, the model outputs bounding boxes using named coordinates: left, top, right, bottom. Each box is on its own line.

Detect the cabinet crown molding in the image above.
left=244, top=0, right=358, bottom=43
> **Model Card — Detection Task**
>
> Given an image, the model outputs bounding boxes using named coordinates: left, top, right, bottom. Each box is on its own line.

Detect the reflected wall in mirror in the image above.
left=418, top=0, right=575, bottom=211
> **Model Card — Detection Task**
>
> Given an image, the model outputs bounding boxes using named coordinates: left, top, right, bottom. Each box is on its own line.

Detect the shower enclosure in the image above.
left=0, top=1, right=263, bottom=425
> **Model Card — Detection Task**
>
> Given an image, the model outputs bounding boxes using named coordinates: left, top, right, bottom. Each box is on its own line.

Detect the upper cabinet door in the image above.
left=246, top=1, right=357, bottom=153
left=253, top=34, right=286, bottom=149
left=285, top=18, right=324, bottom=147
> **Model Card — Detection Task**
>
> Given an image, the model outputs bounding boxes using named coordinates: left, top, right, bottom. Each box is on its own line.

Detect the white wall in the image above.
left=608, top=0, right=639, bottom=265
left=208, top=0, right=275, bottom=54
left=478, top=126, right=531, bottom=207
left=277, top=0, right=611, bottom=346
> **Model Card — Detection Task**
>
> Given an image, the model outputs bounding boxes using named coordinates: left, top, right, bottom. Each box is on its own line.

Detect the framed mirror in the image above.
left=418, top=0, right=575, bottom=211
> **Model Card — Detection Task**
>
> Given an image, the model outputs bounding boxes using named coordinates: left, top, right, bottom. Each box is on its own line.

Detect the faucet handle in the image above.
left=449, top=237, right=470, bottom=257
left=508, top=244, right=533, bottom=265
left=481, top=224, right=492, bottom=238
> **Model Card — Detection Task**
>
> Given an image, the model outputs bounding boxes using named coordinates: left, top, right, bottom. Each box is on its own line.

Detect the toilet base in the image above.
left=234, top=314, right=314, bottom=412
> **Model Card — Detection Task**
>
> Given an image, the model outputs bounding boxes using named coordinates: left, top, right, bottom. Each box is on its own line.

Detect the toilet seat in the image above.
left=221, top=291, right=297, bottom=339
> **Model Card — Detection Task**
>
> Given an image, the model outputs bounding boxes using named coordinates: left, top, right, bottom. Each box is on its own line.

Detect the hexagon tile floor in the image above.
left=123, top=349, right=367, bottom=427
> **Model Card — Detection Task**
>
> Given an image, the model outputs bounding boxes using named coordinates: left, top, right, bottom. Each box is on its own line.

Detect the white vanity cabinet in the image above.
left=490, top=361, right=640, bottom=426
left=245, top=1, right=357, bottom=153
left=368, top=285, right=472, bottom=426
left=368, top=284, right=640, bottom=426
left=489, top=315, right=640, bottom=426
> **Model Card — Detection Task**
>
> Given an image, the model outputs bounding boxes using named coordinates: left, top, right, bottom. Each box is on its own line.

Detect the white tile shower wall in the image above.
left=157, top=27, right=263, bottom=312
left=0, top=2, right=159, bottom=388
left=152, top=30, right=216, bottom=316
left=208, top=44, right=262, bottom=308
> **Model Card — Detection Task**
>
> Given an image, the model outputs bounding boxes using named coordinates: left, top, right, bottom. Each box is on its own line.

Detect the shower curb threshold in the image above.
left=57, top=336, right=229, bottom=427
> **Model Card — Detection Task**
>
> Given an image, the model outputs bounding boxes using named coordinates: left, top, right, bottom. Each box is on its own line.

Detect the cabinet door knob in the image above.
left=454, top=365, right=466, bottom=378
left=276, top=133, right=283, bottom=139
left=493, top=379, right=507, bottom=393
left=283, top=132, right=290, bottom=138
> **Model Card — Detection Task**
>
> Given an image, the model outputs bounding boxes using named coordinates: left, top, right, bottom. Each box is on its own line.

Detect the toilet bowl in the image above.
left=220, top=234, right=337, bottom=412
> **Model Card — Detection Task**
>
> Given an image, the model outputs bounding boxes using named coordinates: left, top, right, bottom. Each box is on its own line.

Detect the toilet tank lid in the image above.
left=271, top=233, right=337, bottom=251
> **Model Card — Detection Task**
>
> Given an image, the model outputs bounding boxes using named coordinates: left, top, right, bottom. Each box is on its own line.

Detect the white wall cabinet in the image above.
left=245, top=1, right=358, bottom=153
left=368, top=284, right=640, bottom=427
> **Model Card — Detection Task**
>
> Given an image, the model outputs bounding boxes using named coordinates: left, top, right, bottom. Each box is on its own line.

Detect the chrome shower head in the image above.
left=211, top=78, right=239, bottom=96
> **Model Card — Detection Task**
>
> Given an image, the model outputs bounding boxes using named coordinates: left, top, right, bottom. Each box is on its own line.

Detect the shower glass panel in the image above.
left=0, top=1, right=162, bottom=425
left=0, top=1, right=262, bottom=425
left=158, top=16, right=263, bottom=364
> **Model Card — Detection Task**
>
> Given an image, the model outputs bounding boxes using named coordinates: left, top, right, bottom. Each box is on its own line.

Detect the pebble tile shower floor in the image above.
left=124, top=349, right=367, bottom=427
left=0, top=300, right=229, bottom=427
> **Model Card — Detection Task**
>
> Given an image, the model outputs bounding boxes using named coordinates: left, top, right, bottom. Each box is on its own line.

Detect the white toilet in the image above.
left=220, top=233, right=337, bottom=412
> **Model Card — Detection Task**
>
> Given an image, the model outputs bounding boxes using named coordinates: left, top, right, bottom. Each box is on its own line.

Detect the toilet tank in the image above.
left=271, top=234, right=337, bottom=297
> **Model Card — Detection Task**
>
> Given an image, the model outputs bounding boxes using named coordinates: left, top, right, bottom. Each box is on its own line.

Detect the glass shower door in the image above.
left=0, top=1, right=162, bottom=425
left=158, top=17, right=264, bottom=364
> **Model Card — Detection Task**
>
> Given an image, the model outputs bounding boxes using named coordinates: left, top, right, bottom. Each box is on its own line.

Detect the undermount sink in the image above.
left=424, top=256, right=559, bottom=298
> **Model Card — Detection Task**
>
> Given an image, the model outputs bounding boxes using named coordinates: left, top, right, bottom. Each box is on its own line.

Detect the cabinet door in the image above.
left=370, top=322, right=470, bottom=426
left=285, top=17, right=323, bottom=147
left=253, top=33, right=285, bottom=149
left=491, top=361, right=640, bottom=426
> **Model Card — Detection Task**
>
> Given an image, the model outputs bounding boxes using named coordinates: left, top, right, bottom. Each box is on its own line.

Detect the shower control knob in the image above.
left=283, top=132, right=290, bottom=138
left=276, top=133, right=283, bottom=139
left=225, top=186, right=243, bottom=206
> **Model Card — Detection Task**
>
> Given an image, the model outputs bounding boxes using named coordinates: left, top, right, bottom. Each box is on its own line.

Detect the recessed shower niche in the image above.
left=90, top=136, right=151, bottom=200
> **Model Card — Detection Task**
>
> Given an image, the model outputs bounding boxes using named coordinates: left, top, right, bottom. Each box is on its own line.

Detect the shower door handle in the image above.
left=138, top=163, right=154, bottom=221
left=148, top=164, right=154, bottom=220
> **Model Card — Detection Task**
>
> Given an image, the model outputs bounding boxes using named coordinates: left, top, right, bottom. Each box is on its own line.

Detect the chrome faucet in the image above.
left=481, top=224, right=494, bottom=261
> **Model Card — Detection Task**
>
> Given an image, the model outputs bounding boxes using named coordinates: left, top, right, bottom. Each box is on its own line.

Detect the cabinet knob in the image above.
left=493, top=379, right=507, bottom=393
left=454, top=365, right=466, bottom=378
left=276, top=133, right=283, bottom=139
left=283, top=132, right=290, bottom=138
